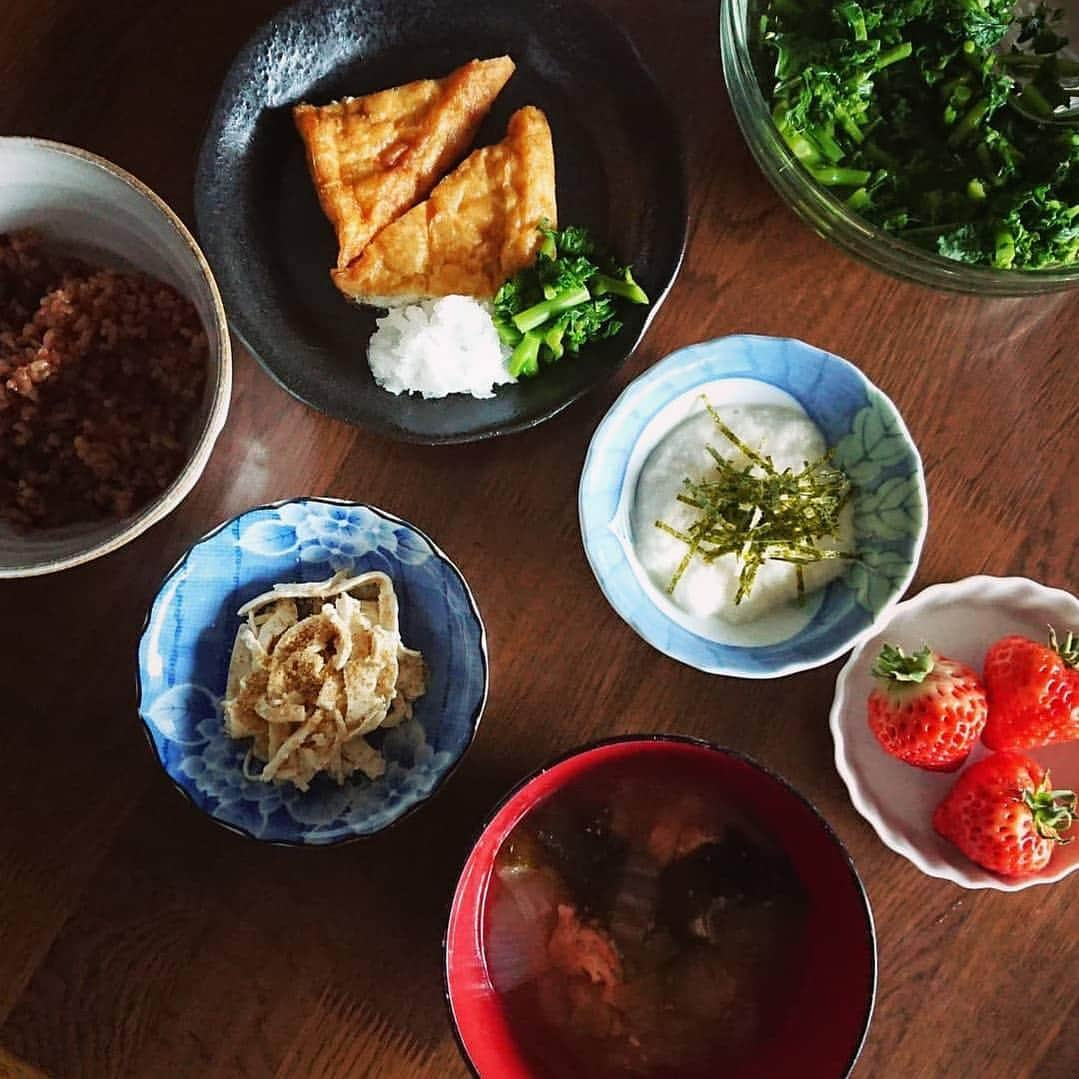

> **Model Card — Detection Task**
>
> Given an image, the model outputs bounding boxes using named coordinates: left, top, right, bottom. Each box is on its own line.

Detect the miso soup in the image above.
left=481, top=755, right=808, bottom=1077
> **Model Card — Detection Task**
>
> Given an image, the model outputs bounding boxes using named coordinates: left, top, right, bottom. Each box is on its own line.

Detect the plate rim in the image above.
left=829, top=573, right=1079, bottom=891
left=193, top=0, right=689, bottom=444
left=134, top=495, right=490, bottom=846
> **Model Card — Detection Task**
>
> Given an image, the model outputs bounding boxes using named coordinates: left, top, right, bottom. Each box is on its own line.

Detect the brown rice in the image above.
left=0, top=230, right=208, bottom=529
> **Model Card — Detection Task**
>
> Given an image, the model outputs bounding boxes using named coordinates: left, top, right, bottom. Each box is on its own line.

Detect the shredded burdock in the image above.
left=222, top=571, right=426, bottom=791
left=655, top=398, right=856, bottom=605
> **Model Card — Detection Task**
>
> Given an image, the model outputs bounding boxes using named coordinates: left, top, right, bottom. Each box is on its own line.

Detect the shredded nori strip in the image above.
left=656, top=398, right=857, bottom=605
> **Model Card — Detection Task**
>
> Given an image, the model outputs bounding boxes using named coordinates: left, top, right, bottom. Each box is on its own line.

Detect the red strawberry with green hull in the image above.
left=867, top=644, right=988, bottom=771
left=983, top=628, right=1079, bottom=751
left=933, top=752, right=1076, bottom=877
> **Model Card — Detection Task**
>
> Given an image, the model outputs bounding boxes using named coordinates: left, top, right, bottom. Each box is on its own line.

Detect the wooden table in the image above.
left=1, top=2, right=1076, bottom=1076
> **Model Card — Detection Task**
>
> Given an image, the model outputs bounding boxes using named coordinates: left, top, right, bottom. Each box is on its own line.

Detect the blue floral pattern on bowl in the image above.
left=579, top=336, right=927, bottom=678
left=137, top=499, right=488, bottom=844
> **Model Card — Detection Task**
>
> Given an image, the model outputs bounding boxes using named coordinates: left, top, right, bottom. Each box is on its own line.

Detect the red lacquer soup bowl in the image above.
left=444, top=736, right=876, bottom=1078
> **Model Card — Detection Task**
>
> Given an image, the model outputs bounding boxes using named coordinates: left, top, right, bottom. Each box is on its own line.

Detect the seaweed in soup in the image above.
left=486, top=763, right=810, bottom=1077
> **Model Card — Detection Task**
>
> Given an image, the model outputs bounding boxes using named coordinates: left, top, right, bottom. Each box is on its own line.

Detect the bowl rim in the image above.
left=578, top=333, right=929, bottom=678
left=134, top=495, right=490, bottom=847
left=442, top=732, right=878, bottom=1079
left=830, top=573, right=1079, bottom=891
left=718, top=0, right=1079, bottom=294
left=0, top=135, right=233, bottom=578
left=192, top=0, right=689, bottom=444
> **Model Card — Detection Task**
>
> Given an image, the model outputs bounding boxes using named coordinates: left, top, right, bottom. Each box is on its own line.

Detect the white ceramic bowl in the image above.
left=831, top=576, right=1079, bottom=891
left=0, top=138, right=231, bottom=577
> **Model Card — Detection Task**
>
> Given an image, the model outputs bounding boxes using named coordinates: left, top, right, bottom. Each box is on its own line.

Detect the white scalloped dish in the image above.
left=831, top=576, right=1079, bottom=891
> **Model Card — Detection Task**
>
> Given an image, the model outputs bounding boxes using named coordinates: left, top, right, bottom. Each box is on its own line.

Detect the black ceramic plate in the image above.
left=195, top=0, right=687, bottom=443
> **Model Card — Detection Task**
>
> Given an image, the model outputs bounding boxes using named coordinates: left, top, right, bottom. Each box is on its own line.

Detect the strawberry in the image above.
left=867, top=643, right=988, bottom=771
left=932, top=752, right=1076, bottom=877
left=982, top=628, right=1079, bottom=751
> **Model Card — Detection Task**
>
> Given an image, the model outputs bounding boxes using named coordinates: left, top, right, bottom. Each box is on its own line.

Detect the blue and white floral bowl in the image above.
left=579, top=336, right=927, bottom=678
left=137, top=499, right=488, bottom=844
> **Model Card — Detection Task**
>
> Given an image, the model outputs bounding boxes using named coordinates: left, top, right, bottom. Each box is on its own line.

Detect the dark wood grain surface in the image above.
left=1, top=2, right=1076, bottom=1077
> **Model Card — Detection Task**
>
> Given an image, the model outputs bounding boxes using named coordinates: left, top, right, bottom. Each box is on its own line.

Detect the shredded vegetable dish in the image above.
left=223, top=571, right=426, bottom=791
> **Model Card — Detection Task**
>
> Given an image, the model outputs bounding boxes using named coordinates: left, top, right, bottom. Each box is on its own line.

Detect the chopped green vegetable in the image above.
left=493, top=222, right=649, bottom=377
left=512, top=285, right=591, bottom=334
left=656, top=399, right=856, bottom=605
left=759, top=0, right=1079, bottom=270
left=508, top=330, right=543, bottom=378
left=544, top=320, right=566, bottom=360
left=591, top=268, right=651, bottom=305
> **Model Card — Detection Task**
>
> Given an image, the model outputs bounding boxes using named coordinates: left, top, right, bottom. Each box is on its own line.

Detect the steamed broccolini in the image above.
left=493, top=223, right=649, bottom=377
left=760, top=1, right=1079, bottom=269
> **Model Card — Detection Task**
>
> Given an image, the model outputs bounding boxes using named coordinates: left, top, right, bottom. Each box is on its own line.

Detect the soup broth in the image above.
left=482, top=756, right=808, bottom=1077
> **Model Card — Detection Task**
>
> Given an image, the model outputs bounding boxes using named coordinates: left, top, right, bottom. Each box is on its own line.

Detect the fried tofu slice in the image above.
left=293, top=56, right=515, bottom=269
left=333, top=106, right=557, bottom=304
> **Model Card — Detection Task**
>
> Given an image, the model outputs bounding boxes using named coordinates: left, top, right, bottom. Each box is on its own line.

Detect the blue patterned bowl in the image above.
left=136, top=499, right=488, bottom=844
left=579, top=336, right=927, bottom=678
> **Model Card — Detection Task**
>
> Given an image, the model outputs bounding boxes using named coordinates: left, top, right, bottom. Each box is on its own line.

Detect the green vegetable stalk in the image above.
left=591, top=269, right=650, bottom=305
left=493, top=222, right=651, bottom=378
left=508, top=330, right=543, bottom=378
left=512, top=285, right=590, bottom=333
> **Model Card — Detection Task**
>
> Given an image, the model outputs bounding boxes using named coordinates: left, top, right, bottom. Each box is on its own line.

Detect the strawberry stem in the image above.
left=871, top=643, right=935, bottom=683
left=1022, top=774, right=1077, bottom=844
left=1047, top=626, right=1079, bottom=670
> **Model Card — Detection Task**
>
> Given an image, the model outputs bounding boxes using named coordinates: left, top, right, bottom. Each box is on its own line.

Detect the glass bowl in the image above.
left=720, top=0, right=1079, bottom=295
